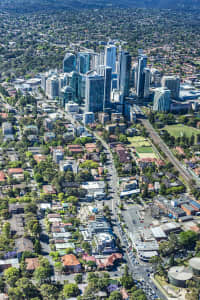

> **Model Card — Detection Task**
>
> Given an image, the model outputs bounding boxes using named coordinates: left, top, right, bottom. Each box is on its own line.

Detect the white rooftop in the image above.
left=151, top=227, right=167, bottom=239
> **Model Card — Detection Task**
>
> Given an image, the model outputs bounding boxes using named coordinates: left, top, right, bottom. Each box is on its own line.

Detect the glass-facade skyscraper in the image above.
left=144, top=68, right=151, bottom=99
left=85, top=73, right=105, bottom=113
left=105, top=45, right=117, bottom=73
left=136, top=54, right=147, bottom=98
left=153, top=87, right=171, bottom=112
left=117, top=50, right=131, bottom=98
left=161, top=76, right=180, bottom=100
left=63, top=53, right=76, bottom=73
left=97, top=65, right=112, bottom=111
left=77, top=52, right=91, bottom=74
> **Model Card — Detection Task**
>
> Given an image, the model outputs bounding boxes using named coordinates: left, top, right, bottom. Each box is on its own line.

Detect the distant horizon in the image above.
left=1, top=0, right=200, bottom=13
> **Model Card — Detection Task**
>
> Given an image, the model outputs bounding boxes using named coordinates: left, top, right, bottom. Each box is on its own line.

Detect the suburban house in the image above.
left=25, top=258, right=40, bottom=271
left=61, top=254, right=81, bottom=273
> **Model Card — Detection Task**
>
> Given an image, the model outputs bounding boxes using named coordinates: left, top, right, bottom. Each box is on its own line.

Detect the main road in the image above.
left=55, top=107, right=166, bottom=299
left=141, top=118, right=195, bottom=186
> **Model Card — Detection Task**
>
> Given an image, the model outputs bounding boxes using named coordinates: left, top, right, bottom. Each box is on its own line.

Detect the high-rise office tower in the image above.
left=41, top=74, right=48, bottom=92
left=67, top=72, right=79, bottom=100
left=104, top=45, right=116, bottom=72
left=46, top=75, right=59, bottom=99
left=99, top=52, right=105, bottom=66
left=133, top=63, right=138, bottom=89
left=59, top=73, right=68, bottom=90
left=153, top=87, right=171, bottom=112
left=117, top=50, right=131, bottom=98
left=60, top=86, right=74, bottom=107
left=161, top=76, right=180, bottom=100
left=90, top=53, right=103, bottom=70
left=85, top=73, right=104, bottom=113
left=151, top=68, right=161, bottom=87
left=144, top=68, right=151, bottom=99
left=65, top=71, right=83, bottom=102
left=130, top=67, right=136, bottom=88
left=77, top=52, right=91, bottom=74
left=79, top=75, right=86, bottom=100
left=136, top=54, right=147, bottom=98
left=41, top=70, right=57, bottom=93
left=63, top=53, right=76, bottom=73
left=111, top=73, right=118, bottom=90
left=97, top=65, right=112, bottom=110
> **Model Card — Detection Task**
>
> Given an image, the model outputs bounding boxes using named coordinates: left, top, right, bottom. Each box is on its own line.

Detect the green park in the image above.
left=163, top=124, right=200, bottom=142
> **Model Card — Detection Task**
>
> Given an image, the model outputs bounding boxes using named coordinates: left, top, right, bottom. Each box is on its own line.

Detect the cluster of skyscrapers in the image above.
left=41, top=41, right=181, bottom=116
left=41, top=42, right=133, bottom=115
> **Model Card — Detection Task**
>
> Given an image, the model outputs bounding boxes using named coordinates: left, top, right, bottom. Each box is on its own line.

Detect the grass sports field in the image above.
left=164, top=124, right=200, bottom=141
left=128, top=136, right=157, bottom=159
left=135, top=146, right=154, bottom=153
left=127, top=136, right=151, bottom=147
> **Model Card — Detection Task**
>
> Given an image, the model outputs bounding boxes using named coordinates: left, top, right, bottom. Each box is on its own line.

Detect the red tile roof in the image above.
left=8, top=168, right=23, bottom=175
left=82, top=254, right=96, bottom=262
left=62, top=254, right=80, bottom=266
left=0, top=113, right=8, bottom=119
left=43, top=185, right=56, bottom=194
left=33, top=154, right=46, bottom=163
left=0, top=171, right=6, bottom=182
left=96, top=253, right=122, bottom=268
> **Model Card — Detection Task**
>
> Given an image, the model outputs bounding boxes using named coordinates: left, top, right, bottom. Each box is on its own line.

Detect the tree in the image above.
left=195, top=240, right=200, bottom=254
left=67, top=196, right=79, bottom=205
left=34, top=173, right=43, bottom=183
left=119, top=134, right=128, bottom=143
left=75, top=170, right=92, bottom=182
left=74, top=273, right=83, bottom=284
left=142, top=184, right=148, bottom=198
left=108, top=291, right=123, bottom=300
left=83, top=281, right=97, bottom=298
left=86, top=260, right=97, bottom=269
left=149, top=256, right=162, bottom=266
left=8, top=287, right=23, bottom=300
left=25, top=203, right=37, bottom=214
left=54, top=261, right=63, bottom=274
left=0, top=276, right=5, bottom=293
left=63, top=283, right=80, bottom=298
left=87, top=272, right=99, bottom=282
left=160, top=183, right=166, bottom=195
left=121, top=266, right=134, bottom=289
left=4, top=267, right=20, bottom=287
left=131, top=289, right=147, bottom=300
left=34, top=263, right=51, bottom=284
left=100, top=153, right=107, bottom=164
left=15, top=277, right=38, bottom=299
left=40, top=284, right=59, bottom=300
left=98, top=277, right=109, bottom=290
left=81, top=241, right=92, bottom=254
left=65, top=248, right=74, bottom=254
left=179, top=230, right=198, bottom=249
left=169, top=254, right=175, bottom=267
left=2, top=222, right=11, bottom=238
left=34, top=239, right=42, bottom=254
